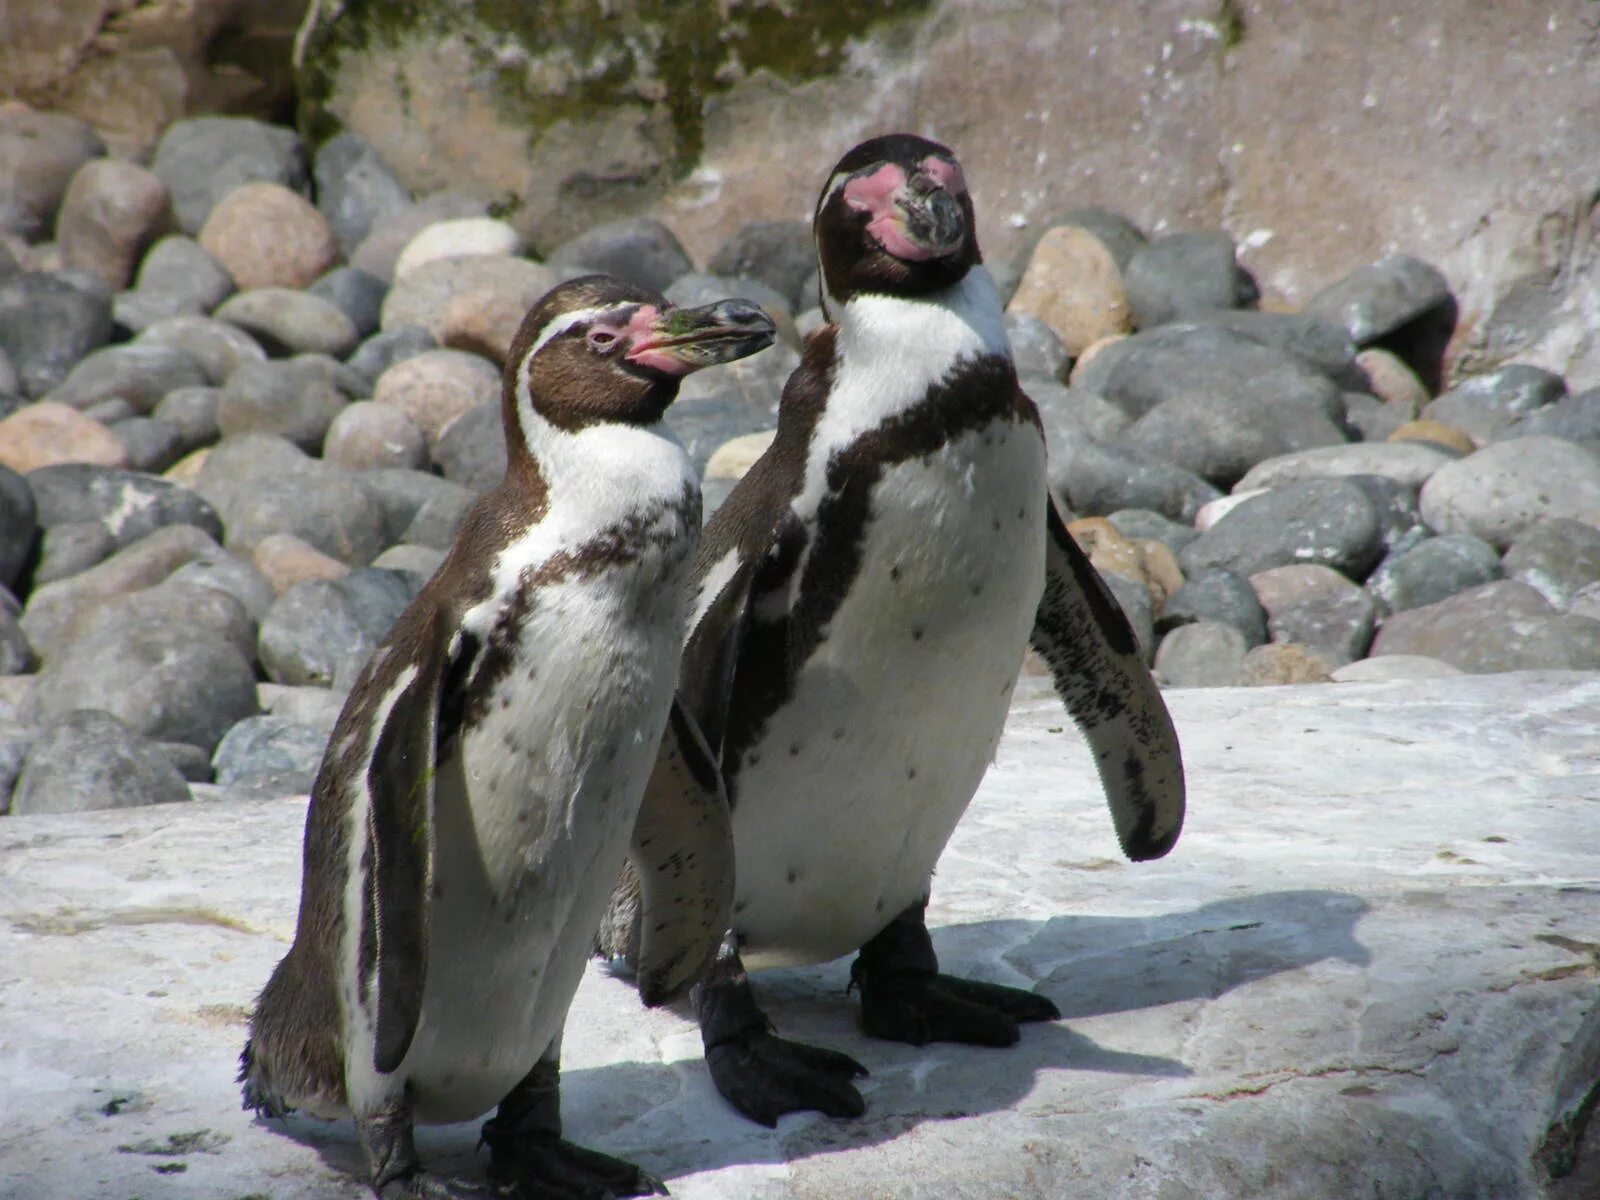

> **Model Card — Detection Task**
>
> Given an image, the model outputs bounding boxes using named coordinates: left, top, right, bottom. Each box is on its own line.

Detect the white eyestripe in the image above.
left=524, top=305, right=610, bottom=361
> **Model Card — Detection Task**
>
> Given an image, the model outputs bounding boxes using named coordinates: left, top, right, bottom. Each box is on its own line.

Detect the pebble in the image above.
left=545, top=216, right=695, bottom=293
left=323, top=400, right=429, bottom=471
left=1237, top=643, right=1334, bottom=686
left=151, top=385, right=221, bottom=452
left=1179, top=478, right=1385, bottom=581
left=213, top=287, right=359, bottom=359
left=56, top=159, right=170, bottom=290
left=1303, top=253, right=1453, bottom=344
left=1048, top=431, right=1221, bottom=525
left=257, top=569, right=415, bottom=688
left=312, top=132, right=415, bottom=257
left=1501, top=518, right=1600, bottom=608
left=0, top=603, right=32, bottom=675
left=1266, top=587, right=1378, bottom=668
left=10, top=710, right=190, bottom=814
left=373, top=348, right=499, bottom=446
left=1341, top=392, right=1411, bottom=443
left=1329, top=655, right=1464, bottom=682
left=372, top=544, right=447, bottom=579
left=1500, top=385, right=1600, bottom=444
left=1032, top=381, right=1133, bottom=443
left=677, top=340, right=799, bottom=415
left=705, top=431, right=776, bottom=483
left=258, top=682, right=347, bottom=734
left=400, top=487, right=476, bottom=551
left=1422, top=363, right=1566, bottom=444
left=1248, top=563, right=1360, bottom=616
left=393, top=217, right=522, bottom=279
left=1096, top=568, right=1155, bottom=660
left=663, top=395, right=774, bottom=477
left=1006, top=314, right=1071, bottom=382
left=1123, top=231, right=1254, bottom=327
left=1152, top=620, right=1248, bottom=688
left=30, top=522, right=115, bottom=588
left=1155, top=567, right=1268, bottom=645
left=1105, top=508, right=1200, bottom=556
left=1387, top=419, right=1475, bottom=455
left=217, top=358, right=349, bottom=452
left=199, top=181, right=338, bottom=291
left=1232, top=441, right=1455, bottom=493
left=151, top=116, right=309, bottom=235
left=0, top=467, right=38, bottom=590
left=27, top=462, right=221, bottom=555
left=1418, top=436, right=1600, bottom=549
left=348, top=326, right=437, bottom=383
left=132, top=235, right=235, bottom=315
left=0, top=110, right=106, bottom=240
left=251, top=532, right=352, bottom=593
left=136, top=315, right=267, bottom=383
left=1354, top=347, right=1428, bottom=413
left=0, top=402, right=129, bottom=472
left=211, top=714, right=327, bottom=794
left=380, top=255, right=556, bottom=342
left=350, top=194, right=487, bottom=282
left=1124, top=386, right=1347, bottom=490
left=1006, top=224, right=1132, bottom=355
left=0, top=271, right=113, bottom=397
left=708, top=220, right=816, bottom=311
left=1371, top=579, right=1600, bottom=673
left=437, top=287, right=528, bottom=364
left=357, top=468, right=474, bottom=545
left=44, top=342, right=207, bottom=414
left=165, top=553, right=277, bottom=623
left=1178, top=310, right=1366, bottom=391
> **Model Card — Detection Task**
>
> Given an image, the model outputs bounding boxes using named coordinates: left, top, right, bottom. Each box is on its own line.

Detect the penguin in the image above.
left=599, top=135, right=1186, bottom=1126
left=240, top=275, right=774, bottom=1198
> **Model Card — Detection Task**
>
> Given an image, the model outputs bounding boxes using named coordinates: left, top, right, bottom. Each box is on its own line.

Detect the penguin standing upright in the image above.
left=240, top=276, right=774, bottom=1197
left=600, top=135, right=1186, bottom=1126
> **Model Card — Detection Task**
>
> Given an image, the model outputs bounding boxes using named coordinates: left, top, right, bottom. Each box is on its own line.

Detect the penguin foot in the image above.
left=376, top=1170, right=491, bottom=1199
left=487, top=1134, right=667, bottom=1199
left=855, top=969, right=1060, bottom=1047
left=705, top=1029, right=869, bottom=1128
left=359, top=1106, right=491, bottom=1199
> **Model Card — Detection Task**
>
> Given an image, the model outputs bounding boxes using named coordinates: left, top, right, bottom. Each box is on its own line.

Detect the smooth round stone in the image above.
left=1422, top=364, right=1566, bottom=444
left=1047, top=431, right=1220, bottom=524
left=258, top=569, right=415, bottom=688
left=56, top=159, right=170, bottom=290
left=676, top=340, right=798, bottom=415
left=705, top=431, right=776, bottom=483
left=313, top=131, right=414, bottom=257
left=292, top=351, right=372, bottom=401
left=0, top=271, right=113, bottom=398
left=380, top=255, right=556, bottom=341
left=663, top=394, right=775, bottom=477
left=252, top=532, right=351, bottom=593
left=1007, top=224, right=1132, bottom=355
left=394, top=217, right=522, bottom=279
left=437, top=286, right=529, bottom=364
left=212, top=714, right=328, bottom=793
left=1232, top=441, right=1455, bottom=493
left=1371, top=579, right=1600, bottom=672
left=1502, top=518, right=1600, bottom=608
left=0, top=402, right=129, bottom=472
left=1194, top=489, right=1262, bottom=531
left=371, top=543, right=446, bottom=579
left=1500, top=386, right=1600, bottom=443
left=1419, top=437, right=1600, bottom=550
left=1153, top=620, right=1247, bottom=688
left=133, top=235, right=235, bottom=314
left=1032, top=381, right=1132, bottom=444
left=1237, top=643, right=1333, bottom=686
left=1342, top=473, right=1424, bottom=551
left=401, top=487, right=476, bottom=551
left=0, top=110, right=107, bottom=241
left=424, top=401, right=506, bottom=493
left=373, top=349, right=499, bottom=446
left=708, top=219, right=816, bottom=311
left=11, top=710, right=190, bottom=814
left=1342, top=392, right=1412, bottom=444
left=348, top=326, right=437, bottom=383
left=1354, top=347, right=1428, bottom=413
left=357, top=467, right=474, bottom=544
left=306, top=266, right=387, bottom=340
left=1567, top=581, right=1600, bottom=622
left=350, top=192, right=488, bottom=282
left=152, top=117, right=309, bottom=236
left=44, top=343, right=207, bottom=415
left=0, top=719, right=34, bottom=808
left=151, top=386, right=221, bottom=452
left=136, top=315, right=267, bottom=384
left=108, top=416, right=185, bottom=473
left=258, top=682, right=349, bottom=734
left=166, top=553, right=277, bottom=623
left=1097, top=567, right=1155, bottom=661
left=0, top=602, right=31, bottom=674
left=29, top=521, right=115, bottom=587
left=158, top=741, right=213, bottom=783
left=1021, top=207, right=1147, bottom=273
left=545, top=217, right=694, bottom=293
left=1006, top=314, right=1071, bottom=382
left=1123, top=231, right=1253, bottom=328
left=218, top=359, right=349, bottom=452
left=1329, top=655, right=1464, bottom=682
left=1106, top=508, right=1200, bottom=556
left=1302, top=253, right=1453, bottom=344
left=1155, top=567, right=1267, bottom=645
left=1266, top=588, right=1378, bottom=668
left=1179, top=478, right=1385, bottom=582
left=200, top=181, right=338, bottom=291
left=82, top=397, right=135, bottom=425
left=1177, top=310, right=1365, bottom=391
left=1387, top=419, right=1476, bottom=454
left=324, top=400, right=429, bottom=471
left=32, top=584, right=259, bottom=753
left=1248, top=563, right=1360, bottom=616
left=214, top=288, right=359, bottom=359
left=1125, top=388, right=1347, bottom=490
left=0, top=466, right=37, bottom=590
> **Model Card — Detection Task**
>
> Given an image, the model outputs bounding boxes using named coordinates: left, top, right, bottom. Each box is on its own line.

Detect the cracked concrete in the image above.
left=0, top=670, right=1597, bottom=1198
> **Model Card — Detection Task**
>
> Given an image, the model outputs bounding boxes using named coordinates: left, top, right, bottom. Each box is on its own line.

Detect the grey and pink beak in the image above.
left=621, top=300, right=777, bottom=376
left=844, top=155, right=969, bottom=261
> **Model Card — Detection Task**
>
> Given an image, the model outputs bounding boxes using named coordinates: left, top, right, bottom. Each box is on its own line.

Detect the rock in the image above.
left=1048, top=435, right=1221, bottom=524
left=704, top=431, right=776, bottom=483
left=257, top=569, right=415, bottom=688
left=131, top=235, right=235, bottom=315
left=136, top=314, right=267, bottom=384
left=347, top=325, right=437, bottom=384
left=0, top=402, right=129, bottom=473
left=399, top=486, right=475, bottom=552
left=211, top=715, right=327, bottom=795
left=393, top=217, right=522, bottom=279
left=158, top=740, right=213, bottom=783
left=661, top=395, right=775, bottom=478
left=10, top=710, right=189, bottom=814
left=1303, top=254, right=1453, bottom=345
left=150, top=385, right=221, bottom=452
left=166, top=553, right=277, bottom=624
left=44, top=343, right=207, bottom=415
left=0, top=467, right=38, bottom=590
left=1501, top=518, right=1600, bottom=608
left=29, top=522, right=115, bottom=588
left=213, top=288, right=359, bottom=359
left=0, top=271, right=113, bottom=398
left=1266, top=588, right=1378, bottom=668
left=257, top=682, right=348, bottom=734
left=1096, top=568, right=1154, bottom=661
left=1105, top=508, right=1199, bottom=557
left=312, top=131, right=414, bottom=257
left=357, top=468, right=474, bottom=545
left=55, top=159, right=170, bottom=290
left=1332, top=474, right=1423, bottom=552
left=379, top=255, right=556, bottom=342
left=198, top=182, right=338, bottom=292
left=676, top=339, right=797, bottom=415
left=1232, top=441, right=1455, bottom=493
left=371, top=543, right=447, bottom=579
left=1499, top=385, right=1600, bottom=444
left=1006, top=224, right=1132, bottom=355
left=430, top=401, right=506, bottom=493
left=1155, top=567, right=1267, bottom=645
left=1372, top=579, right=1600, bottom=672
left=1123, top=231, right=1253, bottom=327
left=1422, top=364, right=1566, bottom=445
left=349, top=193, right=489, bottom=282
left=0, top=602, right=33, bottom=675
left=1353, top=347, right=1428, bottom=413
left=251, top=532, right=351, bottom=594
left=1341, top=392, right=1412, bottom=444
left=323, top=401, right=429, bottom=472
left=436, top=287, right=529, bottom=365
left=545, top=218, right=694, bottom=292
left=1177, top=310, right=1366, bottom=391
left=1237, top=642, right=1334, bottom=686
left=0, top=110, right=106, bottom=240
left=26, top=462, right=221, bottom=555
left=31, top=583, right=259, bottom=754
left=1032, top=381, right=1133, bottom=444
left=373, top=349, right=500, bottom=446
left=217, top=359, right=349, bottom=452
left=0, top=719, right=34, bottom=808
left=1387, top=419, right=1476, bottom=455
left=1248, top=563, right=1361, bottom=617
left=1329, top=655, right=1464, bottom=682
left=1152, top=620, right=1247, bottom=688
left=1419, top=437, right=1600, bottom=549
left=1179, top=479, right=1385, bottom=582
left=1193, top=490, right=1261, bottom=532
left=306, top=266, right=387, bottom=341
left=707, top=219, right=816, bottom=311
left=1006, top=315, right=1071, bottom=382
left=1124, top=389, right=1348, bottom=490
left=151, top=117, right=308, bottom=236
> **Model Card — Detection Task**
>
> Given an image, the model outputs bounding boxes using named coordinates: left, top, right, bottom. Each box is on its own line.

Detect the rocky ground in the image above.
left=2, top=105, right=1600, bottom=814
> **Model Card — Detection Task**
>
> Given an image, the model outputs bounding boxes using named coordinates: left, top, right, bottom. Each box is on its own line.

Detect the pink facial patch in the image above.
left=619, top=305, right=695, bottom=376
left=920, top=154, right=966, bottom=196
left=842, top=162, right=945, bottom=261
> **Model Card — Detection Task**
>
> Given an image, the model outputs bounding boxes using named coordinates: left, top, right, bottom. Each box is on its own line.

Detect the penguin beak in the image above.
left=623, top=300, right=777, bottom=376
left=893, top=171, right=967, bottom=258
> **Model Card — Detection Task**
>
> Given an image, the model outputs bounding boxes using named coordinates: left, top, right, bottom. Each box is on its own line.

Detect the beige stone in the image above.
left=380, top=255, right=556, bottom=342
left=1356, top=347, right=1429, bottom=414
left=1138, top=538, right=1185, bottom=603
left=56, top=158, right=170, bottom=288
left=1238, top=642, right=1334, bottom=686
left=0, top=402, right=129, bottom=472
left=1067, top=516, right=1152, bottom=597
left=251, top=532, right=349, bottom=594
left=1007, top=225, right=1132, bottom=356
left=1249, top=563, right=1359, bottom=618
left=373, top=349, right=500, bottom=445
left=163, top=446, right=211, bottom=488
left=0, top=109, right=106, bottom=240
left=322, top=400, right=429, bottom=471
left=393, top=217, right=523, bottom=280
left=199, top=182, right=337, bottom=291
left=1389, top=419, right=1476, bottom=455
left=437, top=288, right=529, bottom=366
left=1069, top=334, right=1125, bottom=384
left=705, top=430, right=777, bottom=481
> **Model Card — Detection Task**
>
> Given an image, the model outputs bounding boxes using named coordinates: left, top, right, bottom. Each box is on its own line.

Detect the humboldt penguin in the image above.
left=241, top=276, right=774, bottom=1195
left=600, top=135, right=1186, bottom=1126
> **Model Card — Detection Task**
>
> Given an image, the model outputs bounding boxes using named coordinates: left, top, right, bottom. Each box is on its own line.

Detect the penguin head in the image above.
left=813, top=133, right=980, bottom=317
left=505, top=275, right=776, bottom=431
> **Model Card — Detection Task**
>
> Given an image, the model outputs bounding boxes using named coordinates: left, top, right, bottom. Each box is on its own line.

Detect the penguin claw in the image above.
left=488, top=1133, right=667, bottom=1199
left=376, top=1170, right=493, bottom=1199
left=857, top=972, right=1060, bottom=1047
left=706, top=1030, right=869, bottom=1127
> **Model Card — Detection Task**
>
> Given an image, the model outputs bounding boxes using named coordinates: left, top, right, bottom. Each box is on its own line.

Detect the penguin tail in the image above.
left=594, top=861, right=643, bottom=973
left=238, top=1034, right=292, bottom=1119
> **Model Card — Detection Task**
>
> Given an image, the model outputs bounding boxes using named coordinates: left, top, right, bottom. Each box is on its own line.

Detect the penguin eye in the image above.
left=587, top=327, right=619, bottom=351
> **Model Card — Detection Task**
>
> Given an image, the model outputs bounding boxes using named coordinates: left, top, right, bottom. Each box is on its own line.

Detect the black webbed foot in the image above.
left=359, top=1105, right=489, bottom=1199
left=487, top=1133, right=666, bottom=1200
left=692, top=930, right=868, bottom=1127
left=376, top=1171, right=491, bottom=1199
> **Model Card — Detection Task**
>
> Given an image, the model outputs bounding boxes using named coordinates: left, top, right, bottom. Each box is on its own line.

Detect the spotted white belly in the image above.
left=392, top=569, right=684, bottom=1124
left=731, top=421, right=1047, bottom=969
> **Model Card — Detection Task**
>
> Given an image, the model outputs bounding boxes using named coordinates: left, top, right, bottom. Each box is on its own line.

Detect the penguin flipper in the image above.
left=627, top=700, right=735, bottom=1006
left=1031, top=491, right=1185, bottom=860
